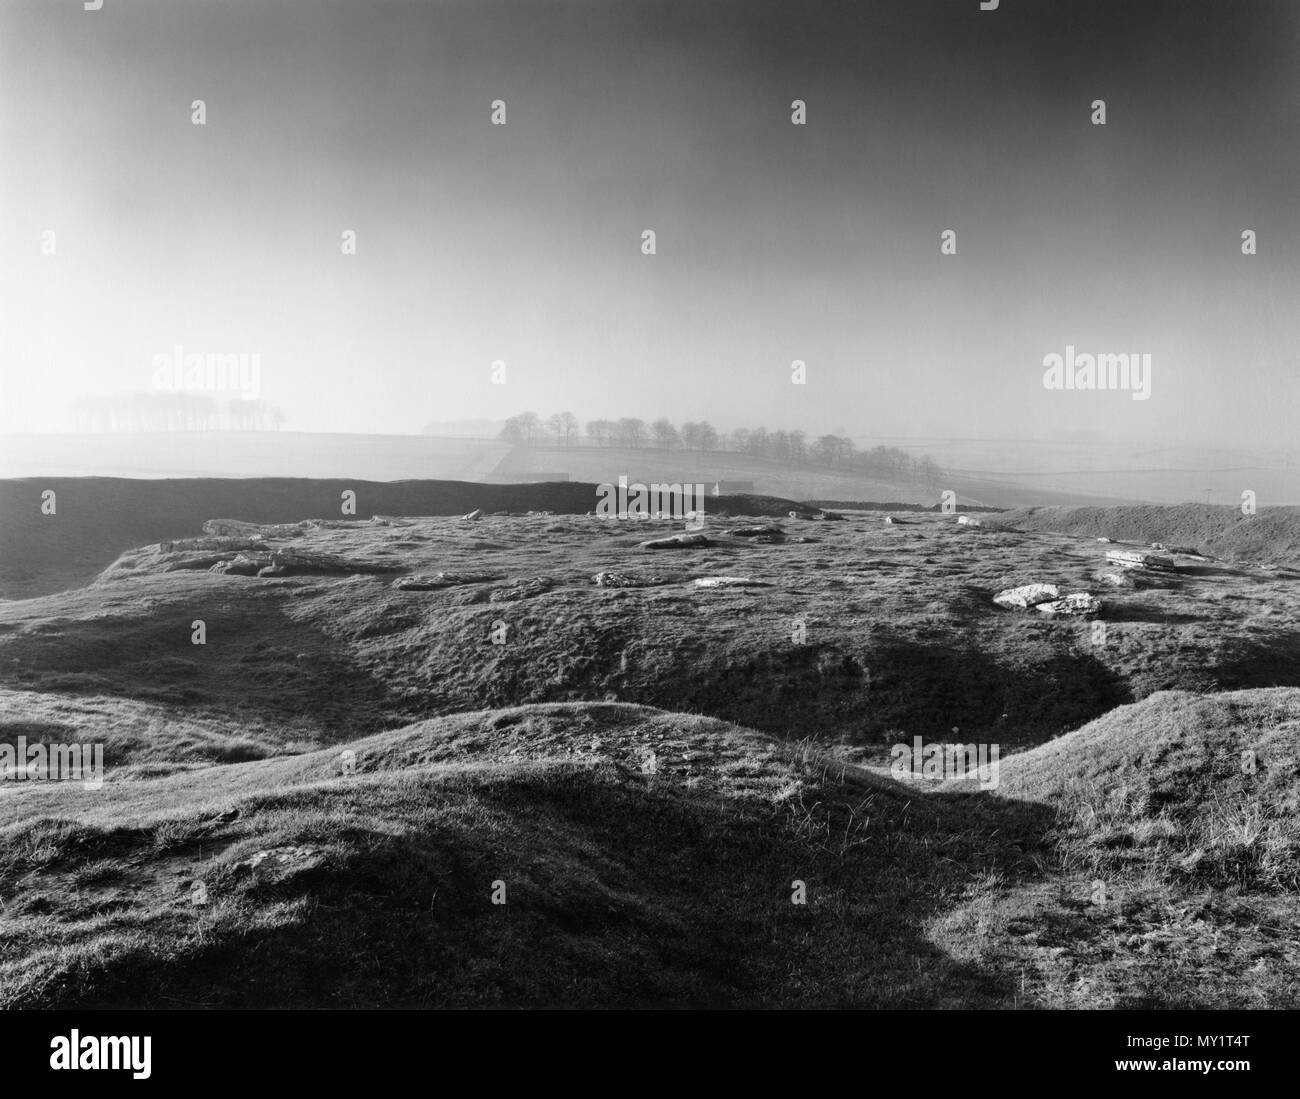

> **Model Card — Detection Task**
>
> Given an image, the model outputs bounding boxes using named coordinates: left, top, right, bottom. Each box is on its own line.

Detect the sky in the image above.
left=1, top=0, right=1298, bottom=449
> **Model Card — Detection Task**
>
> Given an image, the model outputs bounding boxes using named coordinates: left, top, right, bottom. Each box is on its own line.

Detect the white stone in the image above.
left=1106, top=549, right=1174, bottom=570
left=1037, top=592, right=1102, bottom=617
left=993, top=583, right=1059, bottom=609
left=1098, top=570, right=1135, bottom=588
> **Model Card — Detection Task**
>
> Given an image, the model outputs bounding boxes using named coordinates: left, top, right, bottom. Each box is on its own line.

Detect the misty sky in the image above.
left=2, top=0, right=1298, bottom=448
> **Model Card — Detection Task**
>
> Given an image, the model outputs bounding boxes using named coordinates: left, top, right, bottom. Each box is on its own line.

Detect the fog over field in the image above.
left=2, top=0, right=1298, bottom=463
left=1, top=0, right=1298, bottom=1059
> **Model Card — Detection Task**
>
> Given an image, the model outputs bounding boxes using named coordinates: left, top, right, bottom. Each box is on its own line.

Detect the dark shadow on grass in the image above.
left=0, top=584, right=399, bottom=740
left=1212, top=630, right=1300, bottom=691
left=1182, top=563, right=1300, bottom=585
left=673, top=637, right=1132, bottom=750
left=1100, top=605, right=1206, bottom=625
left=16, top=763, right=1059, bottom=1009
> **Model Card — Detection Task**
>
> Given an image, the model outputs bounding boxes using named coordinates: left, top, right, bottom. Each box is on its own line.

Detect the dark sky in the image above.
left=2, top=0, right=1297, bottom=447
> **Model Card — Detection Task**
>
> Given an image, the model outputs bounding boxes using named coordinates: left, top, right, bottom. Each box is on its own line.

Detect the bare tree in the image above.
left=615, top=417, right=648, bottom=447
left=811, top=434, right=841, bottom=466
left=585, top=418, right=614, bottom=446
left=650, top=418, right=680, bottom=449
left=547, top=411, right=578, bottom=445
left=499, top=414, right=527, bottom=444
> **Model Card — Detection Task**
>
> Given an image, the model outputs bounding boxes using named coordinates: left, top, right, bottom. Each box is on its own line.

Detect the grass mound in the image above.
left=6, top=511, right=1300, bottom=760
left=0, top=703, right=1052, bottom=1009
left=1000, top=503, right=1300, bottom=564
left=923, top=687, right=1300, bottom=1008
left=997, top=687, right=1300, bottom=893
left=5, top=497, right=1300, bottom=1008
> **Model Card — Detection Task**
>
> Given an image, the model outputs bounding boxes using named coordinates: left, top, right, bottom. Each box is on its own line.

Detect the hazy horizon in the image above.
left=3, top=0, right=1299, bottom=452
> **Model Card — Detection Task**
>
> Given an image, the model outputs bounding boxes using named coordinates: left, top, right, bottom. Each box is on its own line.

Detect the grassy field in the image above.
left=0, top=477, right=798, bottom=601
left=1, top=498, right=1298, bottom=1006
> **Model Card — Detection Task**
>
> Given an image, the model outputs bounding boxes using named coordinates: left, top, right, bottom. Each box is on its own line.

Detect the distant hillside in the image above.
left=490, top=444, right=920, bottom=500
left=488, top=444, right=1109, bottom=507
left=419, top=419, right=503, bottom=437
left=0, top=432, right=1213, bottom=507
left=0, top=432, right=511, bottom=481
left=15, top=432, right=1294, bottom=507
left=890, top=437, right=1300, bottom=506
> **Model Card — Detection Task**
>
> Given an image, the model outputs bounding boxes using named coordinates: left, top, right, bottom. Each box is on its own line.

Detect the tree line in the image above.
left=498, top=411, right=943, bottom=483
